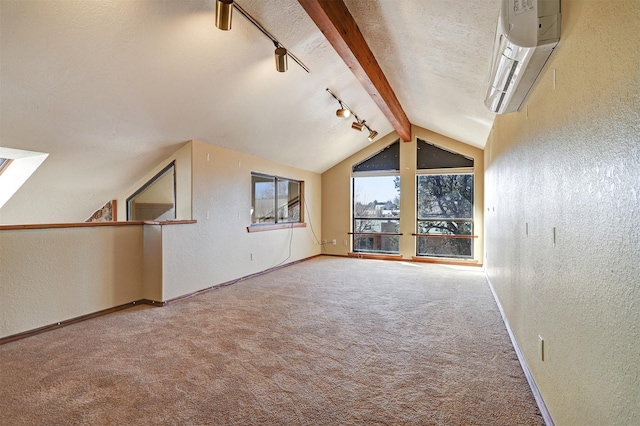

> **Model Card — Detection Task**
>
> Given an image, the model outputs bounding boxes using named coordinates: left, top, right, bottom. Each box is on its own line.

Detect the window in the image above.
left=0, top=158, right=11, bottom=175
left=127, top=162, right=176, bottom=221
left=417, top=174, right=474, bottom=258
left=353, top=176, right=400, bottom=253
left=416, top=139, right=474, bottom=258
left=251, top=173, right=302, bottom=225
left=0, top=147, right=49, bottom=210
left=352, top=141, right=401, bottom=254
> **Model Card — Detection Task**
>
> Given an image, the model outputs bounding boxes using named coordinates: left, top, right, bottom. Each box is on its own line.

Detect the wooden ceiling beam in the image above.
left=298, top=0, right=412, bottom=142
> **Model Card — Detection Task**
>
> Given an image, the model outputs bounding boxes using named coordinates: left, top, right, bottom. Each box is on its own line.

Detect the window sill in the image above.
left=412, top=256, right=481, bottom=267
left=348, top=252, right=403, bottom=261
left=246, top=222, right=307, bottom=233
left=0, top=220, right=197, bottom=232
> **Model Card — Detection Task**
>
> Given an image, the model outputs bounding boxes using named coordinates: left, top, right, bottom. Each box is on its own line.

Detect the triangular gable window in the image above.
left=417, top=139, right=473, bottom=169
left=352, top=141, right=400, bottom=173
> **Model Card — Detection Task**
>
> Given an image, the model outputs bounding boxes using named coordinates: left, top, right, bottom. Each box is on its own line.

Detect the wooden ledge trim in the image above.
left=348, top=232, right=403, bottom=236
left=343, top=253, right=482, bottom=267
left=247, top=222, right=307, bottom=233
left=143, top=220, right=197, bottom=226
left=411, top=256, right=482, bottom=267
left=348, top=252, right=403, bottom=261
left=412, top=233, right=478, bottom=239
left=0, top=220, right=197, bottom=232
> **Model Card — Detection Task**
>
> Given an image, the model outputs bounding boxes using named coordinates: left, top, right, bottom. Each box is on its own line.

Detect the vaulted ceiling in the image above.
left=0, top=0, right=499, bottom=223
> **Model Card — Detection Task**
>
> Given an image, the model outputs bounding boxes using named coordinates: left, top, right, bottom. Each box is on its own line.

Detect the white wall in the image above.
left=0, top=225, right=144, bottom=338
left=484, top=1, right=640, bottom=424
left=161, top=141, right=322, bottom=300
left=1, top=140, right=322, bottom=337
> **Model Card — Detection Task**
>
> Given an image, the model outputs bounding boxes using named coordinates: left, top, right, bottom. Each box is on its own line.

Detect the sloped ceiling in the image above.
left=0, top=0, right=498, bottom=224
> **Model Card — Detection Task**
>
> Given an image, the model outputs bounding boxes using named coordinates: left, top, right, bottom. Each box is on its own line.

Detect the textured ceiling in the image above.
left=344, top=0, right=499, bottom=148
left=0, top=0, right=498, bottom=223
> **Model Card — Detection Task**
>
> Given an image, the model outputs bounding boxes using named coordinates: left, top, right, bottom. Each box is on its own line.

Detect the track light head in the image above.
left=274, top=47, right=288, bottom=72
left=336, top=108, right=351, bottom=118
left=351, top=121, right=364, bottom=131
left=215, top=0, right=233, bottom=31
left=326, top=88, right=376, bottom=141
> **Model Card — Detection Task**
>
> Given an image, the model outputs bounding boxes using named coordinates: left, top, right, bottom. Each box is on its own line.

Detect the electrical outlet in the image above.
left=538, top=336, right=545, bottom=362
left=250, top=253, right=253, bottom=261
left=332, top=239, right=336, bottom=245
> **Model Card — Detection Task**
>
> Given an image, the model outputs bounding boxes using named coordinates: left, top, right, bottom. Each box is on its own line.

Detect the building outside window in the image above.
left=352, top=141, right=400, bottom=254
left=251, top=173, right=301, bottom=224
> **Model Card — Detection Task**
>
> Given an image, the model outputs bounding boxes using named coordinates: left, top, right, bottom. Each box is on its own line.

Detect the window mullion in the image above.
left=274, top=177, right=278, bottom=224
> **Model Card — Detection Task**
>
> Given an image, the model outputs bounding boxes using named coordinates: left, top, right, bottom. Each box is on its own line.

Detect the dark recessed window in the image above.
left=417, top=139, right=473, bottom=169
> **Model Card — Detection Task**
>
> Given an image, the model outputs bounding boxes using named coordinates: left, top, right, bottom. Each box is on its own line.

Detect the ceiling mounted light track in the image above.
left=326, top=88, right=378, bottom=142
left=214, top=0, right=310, bottom=73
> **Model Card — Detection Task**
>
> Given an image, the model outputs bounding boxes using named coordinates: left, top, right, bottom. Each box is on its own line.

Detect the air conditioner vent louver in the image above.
left=485, top=0, right=561, bottom=114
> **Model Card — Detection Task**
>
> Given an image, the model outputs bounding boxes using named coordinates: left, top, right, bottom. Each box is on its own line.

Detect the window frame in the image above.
left=0, top=158, right=12, bottom=176
left=415, top=167, right=475, bottom=259
left=351, top=171, right=401, bottom=255
left=126, top=161, right=177, bottom=221
left=250, top=172, right=304, bottom=230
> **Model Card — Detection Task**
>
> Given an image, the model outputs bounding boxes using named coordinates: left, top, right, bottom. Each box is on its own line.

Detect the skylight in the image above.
left=0, top=148, right=49, bottom=210
left=0, top=158, right=10, bottom=174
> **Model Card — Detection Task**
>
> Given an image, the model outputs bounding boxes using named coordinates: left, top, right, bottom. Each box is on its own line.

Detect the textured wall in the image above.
left=484, top=0, right=640, bottom=424
left=0, top=226, right=144, bottom=338
left=161, top=141, right=322, bottom=300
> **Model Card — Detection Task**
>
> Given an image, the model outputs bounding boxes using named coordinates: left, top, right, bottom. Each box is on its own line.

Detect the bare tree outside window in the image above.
left=416, top=174, right=473, bottom=258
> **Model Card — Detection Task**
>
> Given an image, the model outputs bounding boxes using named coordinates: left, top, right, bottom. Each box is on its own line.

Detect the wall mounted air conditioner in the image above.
left=485, top=0, right=561, bottom=114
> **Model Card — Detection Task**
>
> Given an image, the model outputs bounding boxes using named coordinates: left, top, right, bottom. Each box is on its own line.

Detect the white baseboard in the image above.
left=485, top=274, right=554, bottom=426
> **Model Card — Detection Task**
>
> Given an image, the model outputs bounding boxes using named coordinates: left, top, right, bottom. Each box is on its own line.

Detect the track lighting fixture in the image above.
left=336, top=107, right=351, bottom=118
left=326, top=88, right=378, bottom=141
left=214, top=1, right=310, bottom=73
left=215, top=0, right=233, bottom=31
left=274, top=47, right=288, bottom=72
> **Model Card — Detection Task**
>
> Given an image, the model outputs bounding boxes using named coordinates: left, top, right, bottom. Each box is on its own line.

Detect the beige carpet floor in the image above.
left=0, top=256, right=544, bottom=425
